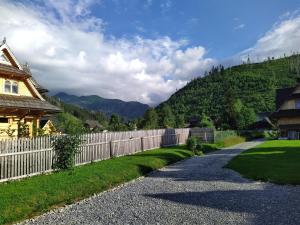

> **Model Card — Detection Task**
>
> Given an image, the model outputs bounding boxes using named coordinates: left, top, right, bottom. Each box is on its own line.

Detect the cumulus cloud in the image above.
left=239, top=13, right=300, bottom=62
left=0, top=0, right=215, bottom=105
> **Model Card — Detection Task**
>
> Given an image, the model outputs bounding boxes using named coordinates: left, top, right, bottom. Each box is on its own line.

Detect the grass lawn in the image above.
left=0, top=146, right=193, bottom=225
left=200, top=136, right=246, bottom=154
left=226, top=140, right=300, bottom=185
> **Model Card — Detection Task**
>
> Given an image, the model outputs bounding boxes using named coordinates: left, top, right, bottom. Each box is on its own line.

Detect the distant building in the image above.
left=84, top=120, right=103, bottom=131
left=272, top=81, right=300, bottom=139
left=246, top=112, right=274, bottom=130
left=0, top=39, right=60, bottom=139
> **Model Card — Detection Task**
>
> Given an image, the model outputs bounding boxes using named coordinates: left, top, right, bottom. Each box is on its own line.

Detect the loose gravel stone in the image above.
left=19, top=140, right=300, bottom=225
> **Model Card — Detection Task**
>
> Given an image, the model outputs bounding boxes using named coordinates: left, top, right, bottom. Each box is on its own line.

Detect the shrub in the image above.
left=52, top=135, right=82, bottom=170
left=239, top=130, right=264, bottom=140
left=186, top=136, right=199, bottom=152
left=200, top=143, right=219, bottom=153
left=263, top=130, right=279, bottom=140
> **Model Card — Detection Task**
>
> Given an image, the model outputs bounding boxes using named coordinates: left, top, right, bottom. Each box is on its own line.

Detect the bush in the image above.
left=239, top=130, right=278, bottom=141
left=263, top=130, right=279, bottom=140
left=199, top=143, right=219, bottom=153
left=239, top=130, right=264, bottom=140
left=197, top=143, right=219, bottom=153
left=186, top=136, right=199, bottom=152
left=52, top=135, right=82, bottom=170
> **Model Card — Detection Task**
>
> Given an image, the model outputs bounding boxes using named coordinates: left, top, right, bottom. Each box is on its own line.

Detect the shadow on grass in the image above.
left=134, top=151, right=192, bottom=159
left=136, top=164, right=155, bottom=175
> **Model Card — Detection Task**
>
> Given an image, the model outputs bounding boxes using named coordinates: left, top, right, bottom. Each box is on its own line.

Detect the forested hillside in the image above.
left=155, top=54, right=300, bottom=129
left=54, top=92, right=149, bottom=120
left=45, top=95, right=109, bottom=133
left=45, top=96, right=139, bottom=133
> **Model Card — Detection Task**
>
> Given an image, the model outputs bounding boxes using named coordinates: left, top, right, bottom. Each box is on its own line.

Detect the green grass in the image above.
left=216, top=136, right=246, bottom=148
left=0, top=146, right=193, bottom=225
left=226, top=140, right=300, bottom=185
left=199, top=136, right=246, bottom=154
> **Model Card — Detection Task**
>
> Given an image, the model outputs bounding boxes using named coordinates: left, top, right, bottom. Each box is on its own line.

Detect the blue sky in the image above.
left=1, top=0, right=300, bottom=104
left=88, top=0, right=299, bottom=59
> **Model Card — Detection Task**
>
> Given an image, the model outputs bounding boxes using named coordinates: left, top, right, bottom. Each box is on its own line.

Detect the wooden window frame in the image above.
left=4, top=80, right=11, bottom=93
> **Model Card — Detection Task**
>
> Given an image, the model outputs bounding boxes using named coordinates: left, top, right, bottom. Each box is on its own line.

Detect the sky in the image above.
left=0, top=0, right=300, bottom=105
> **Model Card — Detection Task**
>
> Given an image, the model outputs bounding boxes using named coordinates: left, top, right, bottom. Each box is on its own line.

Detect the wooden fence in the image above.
left=0, top=128, right=190, bottom=182
left=190, top=127, right=215, bottom=143
left=190, top=128, right=239, bottom=143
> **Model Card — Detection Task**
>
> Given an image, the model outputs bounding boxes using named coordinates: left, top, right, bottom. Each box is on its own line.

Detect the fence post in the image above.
left=109, top=141, right=113, bottom=158
left=141, top=137, right=144, bottom=151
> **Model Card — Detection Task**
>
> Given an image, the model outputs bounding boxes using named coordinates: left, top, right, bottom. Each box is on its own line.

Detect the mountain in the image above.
left=156, top=54, right=300, bottom=128
left=45, top=95, right=109, bottom=133
left=54, top=92, right=149, bottom=119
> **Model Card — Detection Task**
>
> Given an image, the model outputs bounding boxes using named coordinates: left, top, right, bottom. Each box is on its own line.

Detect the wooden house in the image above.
left=84, top=120, right=103, bottom=131
left=0, top=39, right=60, bottom=139
left=272, top=81, right=300, bottom=139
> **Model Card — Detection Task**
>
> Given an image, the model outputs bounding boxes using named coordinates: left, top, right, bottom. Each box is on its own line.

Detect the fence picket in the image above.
left=0, top=128, right=190, bottom=182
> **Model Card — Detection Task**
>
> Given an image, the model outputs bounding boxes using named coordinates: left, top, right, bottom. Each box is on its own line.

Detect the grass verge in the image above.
left=0, top=146, right=193, bottom=225
left=226, top=140, right=300, bottom=185
left=200, top=136, right=246, bottom=154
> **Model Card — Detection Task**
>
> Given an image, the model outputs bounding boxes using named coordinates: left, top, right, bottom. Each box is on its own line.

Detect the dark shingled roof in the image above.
left=0, top=94, right=61, bottom=112
left=246, top=120, right=273, bottom=130
left=0, top=63, right=30, bottom=79
left=276, top=87, right=295, bottom=110
left=84, top=120, right=102, bottom=129
left=271, top=109, right=300, bottom=118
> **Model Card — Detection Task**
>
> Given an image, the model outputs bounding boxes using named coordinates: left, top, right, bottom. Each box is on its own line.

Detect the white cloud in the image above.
left=239, top=13, right=300, bottom=62
left=0, top=0, right=215, bottom=105
left=234, top=24, right=245, bottom=30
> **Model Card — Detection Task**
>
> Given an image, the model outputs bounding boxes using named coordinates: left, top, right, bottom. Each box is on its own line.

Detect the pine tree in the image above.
left=143, top=108, right=158, bottom=129
left=160, top=104, right=176, bottom=128
left=109, top=114, right=122, bottom=131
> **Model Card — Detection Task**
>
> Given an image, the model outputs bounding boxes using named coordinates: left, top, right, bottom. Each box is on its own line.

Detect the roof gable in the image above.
left=276, top=87, right=295, bottom=110
left=0, top=40, right=22, bottom=70
left=276, top=83, right=300, bottom=110
left=0, top=39, right=46, bottom=101
left=0, top=52, right=11, bottom=65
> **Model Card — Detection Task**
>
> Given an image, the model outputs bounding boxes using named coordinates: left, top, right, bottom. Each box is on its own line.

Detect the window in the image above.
left=296, top=100, right=300, bottom=109
left=3, top=80, right=18, bottom=94
left=12, top=81, right=18, bottom=94
left=0, top=118, right=8, bottom=123
left=4, top=80, right=11, bottom=93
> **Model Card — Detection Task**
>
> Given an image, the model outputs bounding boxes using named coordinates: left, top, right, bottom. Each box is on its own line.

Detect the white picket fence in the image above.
left=0, top=128, right=190, bottom=182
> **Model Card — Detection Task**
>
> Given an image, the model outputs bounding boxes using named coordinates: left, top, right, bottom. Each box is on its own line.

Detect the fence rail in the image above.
left=0, top=128, right=190, bottom=182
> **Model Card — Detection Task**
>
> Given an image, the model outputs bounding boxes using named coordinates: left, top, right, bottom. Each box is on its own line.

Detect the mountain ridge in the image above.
left=54, top=92, right=149, bottom=119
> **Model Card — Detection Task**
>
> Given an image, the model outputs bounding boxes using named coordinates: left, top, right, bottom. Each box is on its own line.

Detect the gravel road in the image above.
left=20, top=140, right=300, bottom=225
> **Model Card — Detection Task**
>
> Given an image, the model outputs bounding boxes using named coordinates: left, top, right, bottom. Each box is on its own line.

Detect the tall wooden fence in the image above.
left=190, top=127, right=215, bottom=143
left=0, top=128, right=190, bottom=182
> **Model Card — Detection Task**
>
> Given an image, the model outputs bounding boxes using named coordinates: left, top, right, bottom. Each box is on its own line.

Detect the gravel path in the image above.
left=20, top=140, right=300, bottom=225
